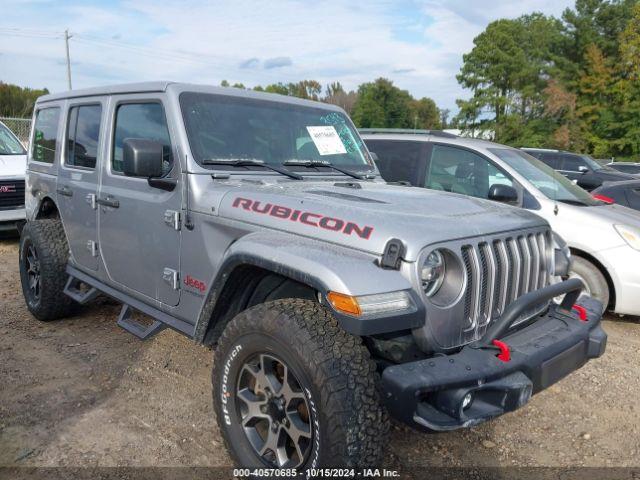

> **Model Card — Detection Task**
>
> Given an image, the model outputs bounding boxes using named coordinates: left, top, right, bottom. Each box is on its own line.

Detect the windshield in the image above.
left=180, top=92, right=372, bottom=170
left=489, top=148, right=599, bottom=206
left=0, top=123, right=26, bottom=155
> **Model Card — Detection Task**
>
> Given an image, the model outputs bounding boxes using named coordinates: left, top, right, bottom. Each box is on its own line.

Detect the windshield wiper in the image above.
left=201, top=158, right=302, bottom=180
left=283, top=159, right=372, bottom=180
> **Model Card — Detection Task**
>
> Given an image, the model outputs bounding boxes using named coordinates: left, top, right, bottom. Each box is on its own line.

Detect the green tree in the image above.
left=0, top=82, right=49, bottom=117
left=351, top=78, right=414, bottom=128
left=455, top=14, right=565, bottom=144
left=409, top=97, right=441, bottom=129
left=612, top=1, right=640, bottom=156
left=575, top=43, right=616, bottom=155
left=561, top=0, right=637, bottom=80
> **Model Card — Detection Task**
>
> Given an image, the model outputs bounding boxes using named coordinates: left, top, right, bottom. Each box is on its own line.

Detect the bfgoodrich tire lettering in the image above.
left=19, top=219, right=76, bottom=321
left=212, top=299, right=388, bottom=468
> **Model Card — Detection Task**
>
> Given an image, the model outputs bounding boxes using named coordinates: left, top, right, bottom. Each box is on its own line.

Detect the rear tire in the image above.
left=570, top=256, right=609, bottom=312
left=19, top=219, right=76, bottom=321
left=212, top=298, right=389, bottom=468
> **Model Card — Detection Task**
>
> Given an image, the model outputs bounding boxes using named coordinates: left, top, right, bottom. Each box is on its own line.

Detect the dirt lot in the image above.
left=1, top=235, right=639, bottom=470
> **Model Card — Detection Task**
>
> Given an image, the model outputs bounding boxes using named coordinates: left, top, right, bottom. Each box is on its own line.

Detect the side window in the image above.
left=561, top=155, right=587, bottom=172
left=536, top=153, right=561, bottom=169
left=425, top=145, right=513, bottom=199
left=364, top=140, right=425, bottom=184
left=66, top=104, right=102, bottom=169
left=112, top=103, right=173, bottom=175
left=32, top=107, right=61, bottom=163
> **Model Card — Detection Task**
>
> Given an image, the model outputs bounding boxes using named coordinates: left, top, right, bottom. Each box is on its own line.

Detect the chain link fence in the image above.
left=0, top=117, right=32, bottom=148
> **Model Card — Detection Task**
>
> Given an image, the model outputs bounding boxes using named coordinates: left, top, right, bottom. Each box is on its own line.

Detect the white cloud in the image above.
left=0, top=0, right=575, bottom=111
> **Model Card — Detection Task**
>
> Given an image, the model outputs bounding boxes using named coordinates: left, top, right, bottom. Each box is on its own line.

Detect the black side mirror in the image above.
left=488, top=184, right=518, bottom=203
left=123, top=138, right=164, bottom=178
left=578, top=165, right=589, bottom=174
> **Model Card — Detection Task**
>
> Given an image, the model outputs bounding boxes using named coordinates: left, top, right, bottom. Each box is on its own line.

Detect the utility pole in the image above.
left=64, top=29, right=73, bottom=90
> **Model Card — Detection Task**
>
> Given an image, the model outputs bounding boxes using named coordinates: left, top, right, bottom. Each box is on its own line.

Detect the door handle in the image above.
left=96, top=196, right=120, bottom=208
left=56, top=186, right=73, bottom=197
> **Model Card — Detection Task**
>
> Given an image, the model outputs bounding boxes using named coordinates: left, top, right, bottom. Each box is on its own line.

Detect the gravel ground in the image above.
left=1, top=235, right=639, bottom=469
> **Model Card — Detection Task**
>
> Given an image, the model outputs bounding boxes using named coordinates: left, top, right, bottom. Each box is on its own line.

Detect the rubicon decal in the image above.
left=232, top=197, right=374, bottom=240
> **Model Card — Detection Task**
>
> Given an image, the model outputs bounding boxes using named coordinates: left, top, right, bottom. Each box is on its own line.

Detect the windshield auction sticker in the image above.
left=306, top=126, right=347, bottom=156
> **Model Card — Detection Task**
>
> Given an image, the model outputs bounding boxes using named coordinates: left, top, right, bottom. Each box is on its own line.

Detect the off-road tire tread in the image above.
left=213, top=298, right=389, bottom=468
left=20, top=219, right=75, bottom=321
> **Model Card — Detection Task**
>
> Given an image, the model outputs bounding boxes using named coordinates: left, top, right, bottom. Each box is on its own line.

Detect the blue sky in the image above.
left=0, top=0, right=576, bottom=112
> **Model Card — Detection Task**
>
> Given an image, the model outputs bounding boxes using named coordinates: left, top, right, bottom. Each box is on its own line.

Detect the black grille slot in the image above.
left=0, top=180, right=25, bottom=210
left=491, top=240, right=503, bottom=316
left=461, top=246, right=473, bottom=323
left=478, top=243, right=489, bottom=322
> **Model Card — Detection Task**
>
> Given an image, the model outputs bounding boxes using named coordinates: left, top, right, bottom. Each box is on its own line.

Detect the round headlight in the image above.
left=421, top=250, right=446, bottom=297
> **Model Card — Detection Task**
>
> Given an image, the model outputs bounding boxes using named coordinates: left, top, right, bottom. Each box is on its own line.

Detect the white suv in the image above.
left=362, top=129, right=640, bottom=316
left=0, top=120, right=27, bottom=232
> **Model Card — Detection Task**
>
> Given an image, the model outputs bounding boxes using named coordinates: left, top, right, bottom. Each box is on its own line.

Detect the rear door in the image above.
left=57, top=100, right=105, bottom=271
left=97, top=95, right=182, bottom=307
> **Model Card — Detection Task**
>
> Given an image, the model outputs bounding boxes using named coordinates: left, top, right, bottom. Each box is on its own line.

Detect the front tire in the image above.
left=212, top=299, right=389, bottom=468
left=19, top=219, right=76, bottom=321
left=570, top=256, right=609, bottom=312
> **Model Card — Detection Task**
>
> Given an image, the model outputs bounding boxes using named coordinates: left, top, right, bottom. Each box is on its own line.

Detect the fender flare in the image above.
left=193, top=231, right=424, bottom=342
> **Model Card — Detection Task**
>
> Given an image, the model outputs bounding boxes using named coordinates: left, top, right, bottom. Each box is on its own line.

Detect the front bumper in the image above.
left=381, top=285, right=606, bottom=431
left=0, top=207, right=26, bottom=231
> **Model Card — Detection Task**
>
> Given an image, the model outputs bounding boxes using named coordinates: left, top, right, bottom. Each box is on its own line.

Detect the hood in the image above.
left=550, top=201, right=640, bottom=252
left=216, top=180, right=548, bottom=261
left=588, top=202, right=640, bottom=227
left=596, top=169, right=636, bottom=181
left=0, top=154, right=27, bottom=178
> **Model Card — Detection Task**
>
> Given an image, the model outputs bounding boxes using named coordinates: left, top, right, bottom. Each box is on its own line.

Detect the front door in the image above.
left=98, top=97, right=182, bottom=306
left=57, top=101, right=104, bottom=271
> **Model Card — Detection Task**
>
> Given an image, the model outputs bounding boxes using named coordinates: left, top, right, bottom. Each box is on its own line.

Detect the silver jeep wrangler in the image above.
left=20, top=82, right=606, bottom=469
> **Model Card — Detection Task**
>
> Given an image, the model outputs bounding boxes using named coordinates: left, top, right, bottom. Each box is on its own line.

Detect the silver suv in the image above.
left=21, top=84, right=606, bottom=469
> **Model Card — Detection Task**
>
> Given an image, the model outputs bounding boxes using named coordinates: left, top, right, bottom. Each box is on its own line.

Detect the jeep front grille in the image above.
left=459, top=229, right=551, bottom=344
left=0, top=180, right=25, bottom=210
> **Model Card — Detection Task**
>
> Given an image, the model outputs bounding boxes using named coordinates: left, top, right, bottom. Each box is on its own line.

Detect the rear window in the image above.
left=364, top=139, right=425, bottom=184
left=66, top=104, right=102, bottom=169
left=32, top=107, right=61, bottom=164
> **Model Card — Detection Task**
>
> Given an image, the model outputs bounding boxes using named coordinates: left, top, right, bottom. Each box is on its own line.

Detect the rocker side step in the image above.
left=117, top=304, right=166, bottom=340
left=64, top=275, right=100, bottom=304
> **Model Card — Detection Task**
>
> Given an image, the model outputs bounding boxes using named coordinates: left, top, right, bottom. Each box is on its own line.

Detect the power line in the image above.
left=0, top=27, right=230, bottom=68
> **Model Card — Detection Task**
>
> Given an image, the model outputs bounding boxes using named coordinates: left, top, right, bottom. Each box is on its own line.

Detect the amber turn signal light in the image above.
left=326, top=292, right=362, bottom=316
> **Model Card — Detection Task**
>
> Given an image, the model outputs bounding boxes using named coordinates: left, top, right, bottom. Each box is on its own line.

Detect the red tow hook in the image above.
left=492, top=339, right=511, bottom=362
left=572, top=304, right=588, bottom=322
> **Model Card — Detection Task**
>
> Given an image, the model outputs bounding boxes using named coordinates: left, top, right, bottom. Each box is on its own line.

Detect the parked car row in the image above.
left=361, top=129, right=640, bottom=316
